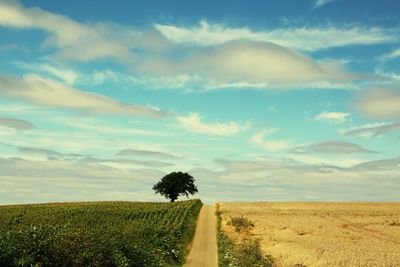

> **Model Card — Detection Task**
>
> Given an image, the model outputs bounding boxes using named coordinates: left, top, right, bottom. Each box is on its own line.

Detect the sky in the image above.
left=0, top=0, right=399, bottom=204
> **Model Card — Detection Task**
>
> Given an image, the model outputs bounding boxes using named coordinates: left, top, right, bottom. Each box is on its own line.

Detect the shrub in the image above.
left=216, top=210, right=273, bottom=267
left=229, top=215, right=254, bottom=232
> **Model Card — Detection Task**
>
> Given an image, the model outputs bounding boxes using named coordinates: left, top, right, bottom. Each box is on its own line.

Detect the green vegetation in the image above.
left=228, top=215, right=255, bottom=232
left=0, top=199, right=202, bottom=267
left=216, top=206, right=273, bottom=267
left=153, top=172, right=198, bottom=202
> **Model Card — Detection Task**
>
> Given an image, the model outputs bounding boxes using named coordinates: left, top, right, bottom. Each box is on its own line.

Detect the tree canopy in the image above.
left=152, top=172, right=198, bottom=202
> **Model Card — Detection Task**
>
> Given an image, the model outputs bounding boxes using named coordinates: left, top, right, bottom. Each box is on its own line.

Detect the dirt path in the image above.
left=184, top=205, right=218, bottom=267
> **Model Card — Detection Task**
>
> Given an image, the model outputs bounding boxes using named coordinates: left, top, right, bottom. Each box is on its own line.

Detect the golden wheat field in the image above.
left=219, top=202, right=400, bottom=267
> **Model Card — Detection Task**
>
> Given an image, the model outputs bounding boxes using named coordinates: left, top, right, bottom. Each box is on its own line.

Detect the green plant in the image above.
left=229, top=215, right=255, bottom=232
left=0, top=199, right=202, bottom=266
left=153, top=172, right=198, bottom=202
left=216, top=209, right=273, bottom=267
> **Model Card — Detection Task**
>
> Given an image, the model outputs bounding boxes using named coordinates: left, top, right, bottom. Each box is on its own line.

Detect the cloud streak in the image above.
left=315, top=111, right=350, bottom=124
left=116, top=149, right=179, bottom=160
left=155, top=20, right=396, bottom=52
left=0, top=74, right=165, bottom=117
left=16, top=146, right=83, bottom=161
left=379, top=48, right=400, bottom=62
left=176, top=113, right=247, bottom=135
left=312, top=0, right=335, bottom=9
left=250, top=129, right=291, bottom=152
left=80, top=156, right=174, bottom=168
left=340, top=122, right=400, bottom=138
left=293, top=141, right=378, bottom=154
left=0, top=117, right=36, bottom=131
left=0, top=156, right=166, bottom=204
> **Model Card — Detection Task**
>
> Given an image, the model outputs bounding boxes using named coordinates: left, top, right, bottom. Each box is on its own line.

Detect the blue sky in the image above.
left=0, top=0, right=399, bottom=204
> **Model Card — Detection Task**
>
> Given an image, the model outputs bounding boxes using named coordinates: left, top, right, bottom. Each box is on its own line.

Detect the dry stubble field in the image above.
left=219, top=202, right=400, bottom=267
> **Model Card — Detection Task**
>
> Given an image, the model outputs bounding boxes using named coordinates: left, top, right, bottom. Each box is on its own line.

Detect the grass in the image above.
left=215, top=204, right=273, bottom=267
left=0, top=199, right=202, bottom=267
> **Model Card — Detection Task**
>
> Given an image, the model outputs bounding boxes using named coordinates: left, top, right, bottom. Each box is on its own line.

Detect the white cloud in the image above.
left=64, top=120, right=171, bottom=137
left=379, top=48, right=400, bottom=62
left=375, top=68, right=400, bottom=82
left=290, top=154, right=364, bottom=168
left=0, top=74, right=165, bottom=117
left=0, top=0, right=138, bottom=62
left=0, top=126, right=16, bottom=137
left=340, top=122, right=400, bottom=138
left=137, top=41, right=356, bottom=89
left=315, top=111, right=350, bottom=123
left=313, top=0, right=335, bottom=9
left=116, top=149, right=179, bottom=160
left=0, top=2, right=366, bottom=91
left=155, top=20, right=396, bottom=52
left=250, top=129, right=291, bottom=152
left=293, top=141, right=378, bottom=154
left=80, top=156, right=174, bottom=168
left=13, top=61, right=79, bottom=85
left=176, top=113, right=247, bottom=136
left=355, top=87, right=400, bottom=119
left=0, top=156, right=167, bottom=204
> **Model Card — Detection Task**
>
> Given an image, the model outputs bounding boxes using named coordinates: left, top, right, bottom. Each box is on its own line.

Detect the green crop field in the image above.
left=0, top=199, right=202, bottom=267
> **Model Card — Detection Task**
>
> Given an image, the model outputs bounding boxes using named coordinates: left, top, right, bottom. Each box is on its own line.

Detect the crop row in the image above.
left=0, top=199, right=202, bottom=266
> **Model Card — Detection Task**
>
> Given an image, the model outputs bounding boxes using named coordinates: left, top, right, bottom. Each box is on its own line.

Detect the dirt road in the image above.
left=183, top=205, right=218, bottom=267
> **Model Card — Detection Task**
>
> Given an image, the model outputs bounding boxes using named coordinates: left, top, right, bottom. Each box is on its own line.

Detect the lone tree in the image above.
left=153, top=171, right=198, bottom=202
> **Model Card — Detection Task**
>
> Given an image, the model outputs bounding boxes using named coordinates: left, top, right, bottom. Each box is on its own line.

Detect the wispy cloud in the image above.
left=5, top=143, right=175, bottom=168
left=0, top=117, right=36, bottom=131
left=15, top=146, right=83, bottom=161
left=215, top=156, right=400, bottom=180
left=0, top=156, right=166, bottom=204
left=116, top=149, right=179, bottom=160
left=293, top=141, right=378, bottom=154
left=375, top=68, right=400, bottom=82
left=0, top=2, right=366, bottom=91
left=214, top=158, right=308, bottom=173
left=176, top=113, right=247, bottom=135
left=155, top=20, right=396, bottom=52
left=315, top=111, right=350, bottom=123
left=250, top=129, right=291, bottom=152
left=212, top=155, right=400, bottom=201
left=80, top=156, right=174, bottom=168
left=379, top=48, right=400, bottom=62
left=352, top=157, right=400, bottom=171
left=0, top=0, right=138, bottom=62
left=13, top=61, right=79, bottom=86
left=0, top=74, right=165, bottom=117
left=312, top=0, right=335, bottom=10
left=340, top=122, right=400, bottom=138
